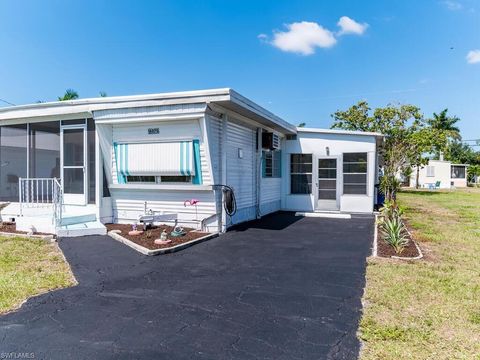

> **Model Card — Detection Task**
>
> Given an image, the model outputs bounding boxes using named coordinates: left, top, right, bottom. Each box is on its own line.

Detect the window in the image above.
left=126, top=175, right=192, bottom=184
left=451, top=165, right=466, bottom=179
left=290, top=154, right=312, bottom=194
left=426, top=166, right=435, bottom=177
left=160, top=176, right=191, bottom=183
left=126, top=176, right=156, bottom=183
left=343, top=153, right=367, bottom=195
left=262, top=150, right=281, bottom=178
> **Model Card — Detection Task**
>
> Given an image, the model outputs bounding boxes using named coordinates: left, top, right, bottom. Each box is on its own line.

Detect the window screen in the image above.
left=343, top=153, right=367, bottom=195
left=451, top=165, right=465, bottom=179
left=290, top=154, right=312, bottom=194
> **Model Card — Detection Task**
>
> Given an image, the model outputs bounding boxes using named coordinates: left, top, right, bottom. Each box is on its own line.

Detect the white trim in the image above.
left=295, top=212, right=351, bottom=219
left=297, top=127, right=383, bottom=138
left=199, top=116, right=214, bottom=185
left=109, top=184, right=212, bottom=191
left=94, top=113, right=204, bottom=124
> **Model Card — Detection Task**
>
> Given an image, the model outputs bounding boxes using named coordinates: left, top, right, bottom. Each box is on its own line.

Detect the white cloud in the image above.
left=270, top=21, right=337, bottom=55
left=262, top=16, right=368, bottom=56
left=443, top=0, right=463, bottom=10
left=337, top=16, right=369, bottom=35
left=466, top=49, right=480, bottom=64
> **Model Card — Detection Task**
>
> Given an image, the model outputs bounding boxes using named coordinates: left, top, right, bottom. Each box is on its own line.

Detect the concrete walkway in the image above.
left=0, top=212, right=374, bottom=359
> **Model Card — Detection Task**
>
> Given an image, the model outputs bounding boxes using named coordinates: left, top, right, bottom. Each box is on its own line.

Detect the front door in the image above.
left=316, top=158, right=339, bottom=211
left=61, top=125, right=87, bottom=205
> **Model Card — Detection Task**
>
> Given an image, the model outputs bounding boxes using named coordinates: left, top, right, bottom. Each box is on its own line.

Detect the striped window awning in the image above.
left=114, top=141, right=195, bottom=177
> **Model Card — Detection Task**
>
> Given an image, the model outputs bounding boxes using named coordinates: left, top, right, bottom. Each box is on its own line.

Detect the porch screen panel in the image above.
left=29, top=121, right=60, bottom=180
left=0, top=124, right=28, bottom=202
left=114, top=141, right=195, bottom=181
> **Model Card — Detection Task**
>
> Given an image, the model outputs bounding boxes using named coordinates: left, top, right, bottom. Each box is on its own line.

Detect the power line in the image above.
left=0, top=98, right=15, bottom=106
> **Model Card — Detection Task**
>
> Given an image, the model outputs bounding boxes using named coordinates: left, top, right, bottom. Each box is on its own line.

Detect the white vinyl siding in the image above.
left=226, top=120, right=256, bottom=223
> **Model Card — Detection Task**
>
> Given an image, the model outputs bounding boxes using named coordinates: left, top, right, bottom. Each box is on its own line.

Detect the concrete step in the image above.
left=16, top=215, right=56, bottom=234
left=60, top=213, right=97, bottom=226
left=56, top=220, right=107, bottom=237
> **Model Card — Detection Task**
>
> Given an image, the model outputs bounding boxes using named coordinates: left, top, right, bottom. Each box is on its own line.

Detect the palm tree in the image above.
left=428, top=109, right=461, bottom=141
left=58, top=89, right=79, bottom=101
left=428, top=109, right=461, bottom=160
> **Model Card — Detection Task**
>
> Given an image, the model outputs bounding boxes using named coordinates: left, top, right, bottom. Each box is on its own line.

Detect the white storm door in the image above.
left=315, top=157, right=339, bottom=211
left=61, top=126, right=87, bottom=205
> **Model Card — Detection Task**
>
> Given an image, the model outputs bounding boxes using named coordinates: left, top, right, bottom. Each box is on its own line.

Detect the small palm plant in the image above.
left=380, top=213, right=409, bottom=254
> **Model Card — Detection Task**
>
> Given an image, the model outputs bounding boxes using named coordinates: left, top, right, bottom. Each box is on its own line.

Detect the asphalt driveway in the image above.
left=0, top=212, right=374, bottom=359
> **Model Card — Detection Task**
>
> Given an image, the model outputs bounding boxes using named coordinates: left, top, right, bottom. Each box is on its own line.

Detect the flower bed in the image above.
left=377, top=225, right=421, bottom=258
left=375, top=201, right=423, bottom=259
left=105, top=223, right=212, bottom=251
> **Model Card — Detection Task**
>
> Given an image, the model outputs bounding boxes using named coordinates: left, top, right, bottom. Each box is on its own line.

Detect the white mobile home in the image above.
left=0, top=89, right=382, bottom=236
left=410, top=160, right=468, bottom=189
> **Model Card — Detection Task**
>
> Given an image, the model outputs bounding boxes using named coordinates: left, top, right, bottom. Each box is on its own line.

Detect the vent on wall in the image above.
left=262, top=132, right=280, bottom=150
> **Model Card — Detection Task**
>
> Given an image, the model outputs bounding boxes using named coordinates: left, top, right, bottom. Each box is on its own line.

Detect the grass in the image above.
left=0, top=236, right=75, bottom=314
left=360, top=188, right=480, bottom=360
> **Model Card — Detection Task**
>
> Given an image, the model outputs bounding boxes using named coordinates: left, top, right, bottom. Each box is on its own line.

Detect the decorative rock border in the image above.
left=0, top=231, right=55, bottom=242
left=372, top=214, right=423, bottom=260
left=108, top=230, right=219, bottom=256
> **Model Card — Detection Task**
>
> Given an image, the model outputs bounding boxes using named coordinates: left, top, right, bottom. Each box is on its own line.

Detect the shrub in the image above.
left=380, top=213, right=409, bottom=254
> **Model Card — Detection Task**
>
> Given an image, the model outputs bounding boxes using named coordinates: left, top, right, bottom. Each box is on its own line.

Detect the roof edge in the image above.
left=297, top=127, right=383, bottom=138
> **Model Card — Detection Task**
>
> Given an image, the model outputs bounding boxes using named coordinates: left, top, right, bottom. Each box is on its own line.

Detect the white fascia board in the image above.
left=0, top=89, right=232, bottom=121
left=297, top=127, right=384, bottom=138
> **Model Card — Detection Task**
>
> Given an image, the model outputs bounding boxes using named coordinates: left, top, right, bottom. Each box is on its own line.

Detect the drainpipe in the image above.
left=256, top=128, right=262, bottom=218
left=220, top=114, right=228, bottom=233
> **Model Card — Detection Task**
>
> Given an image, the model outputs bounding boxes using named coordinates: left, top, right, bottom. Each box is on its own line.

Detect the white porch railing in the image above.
left=18, top=178, right=63, bottom=227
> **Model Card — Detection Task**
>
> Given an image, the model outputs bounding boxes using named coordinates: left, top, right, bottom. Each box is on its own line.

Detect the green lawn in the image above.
left=0, top=236, right=75, bottom=314
left=360, top=188, right=480, bottom=359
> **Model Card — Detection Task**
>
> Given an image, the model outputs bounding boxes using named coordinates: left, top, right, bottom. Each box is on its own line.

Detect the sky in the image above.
left=0, top=0, right=479, bottom=139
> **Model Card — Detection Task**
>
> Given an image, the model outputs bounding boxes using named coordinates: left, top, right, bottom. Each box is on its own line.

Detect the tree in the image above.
left=58, top=89, right=79, bottom=101
left=331, top=101, right=436, bottom=199
left=468, top=165, right=480, bottom=184
left=297, top=122, right=306, bottom=127
left=428, top=109, right=461, bottom=159
left=445, top=140, right=479, bottom=165
left=99, top=91, right=107, bottom=97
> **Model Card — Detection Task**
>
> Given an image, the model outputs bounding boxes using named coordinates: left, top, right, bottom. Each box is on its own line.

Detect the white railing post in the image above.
left=19, top=178, right=22, bottom=216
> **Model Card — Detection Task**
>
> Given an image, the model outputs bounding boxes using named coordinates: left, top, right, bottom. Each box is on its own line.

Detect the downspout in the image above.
left=256, top=128, right=262, bottom=218
left=220, top=114, right=228, bottom=233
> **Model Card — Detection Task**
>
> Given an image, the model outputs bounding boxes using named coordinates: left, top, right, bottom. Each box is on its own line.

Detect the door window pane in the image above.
left=64, top=168, right=84, bottom=194
left=63, top=128, right=84, bottom=166
left=0, top=124, right=27, bottom=202
left=318, top=189, right=336, bottom=200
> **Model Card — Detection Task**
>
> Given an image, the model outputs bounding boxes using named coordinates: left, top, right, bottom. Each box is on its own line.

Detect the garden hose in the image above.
left=212, top=185, right=237, bottom=217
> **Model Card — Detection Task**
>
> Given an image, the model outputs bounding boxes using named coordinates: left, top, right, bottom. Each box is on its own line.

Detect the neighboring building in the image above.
left=410, top=160, right=468, bottom=189
left=0, top=89, right=383, bottom=236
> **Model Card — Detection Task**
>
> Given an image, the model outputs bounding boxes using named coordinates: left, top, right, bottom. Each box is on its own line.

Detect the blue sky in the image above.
left=0, top=0, right=479, bottom=138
